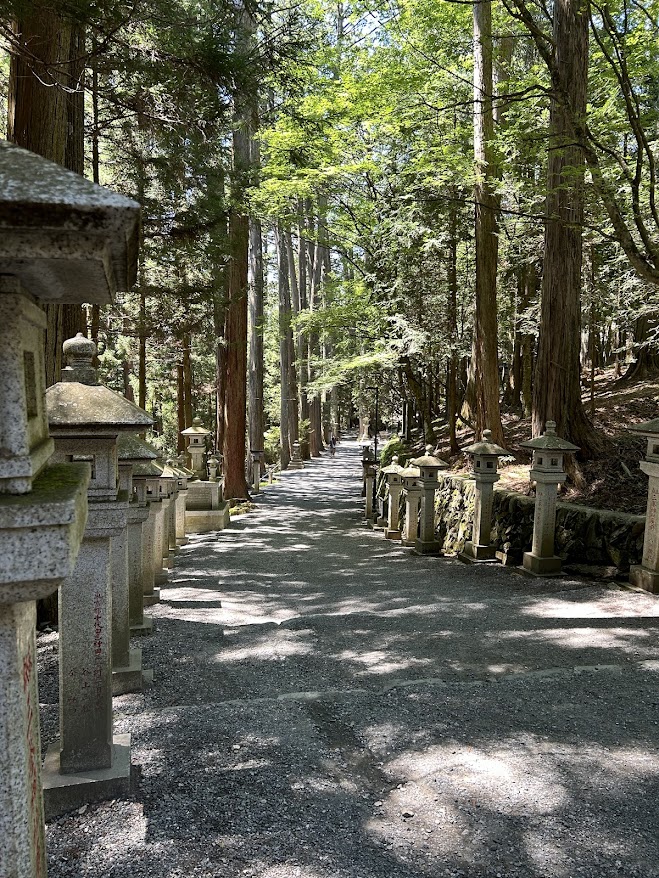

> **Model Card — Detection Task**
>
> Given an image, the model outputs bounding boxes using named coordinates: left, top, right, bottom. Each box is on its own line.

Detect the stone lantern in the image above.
left=400, top=464, right=422, bottom=546
left=207, top=454, right=220, bottom=481
left=410, top=445, right=448, bottom=555
left=381, top=456, right=404, bottom=540
left=520, top=421, right=579, bottom=576
left=181, top=417, right=210, bottom=479
left=459, top=430, right=508, bottom=563
left=289, top=440, right=304, bottom=470
left=44, top=335, right=152, bottom=815
left=0, top=140, right=140, bottom=864
left=118, top=435, right=159, bottom=636
left=628, top=418, right=659, bottom=592
left=135, top=458, right=165, bottom=605
left=361, top=449, right=377, bottom=521
left=166, top=458, right=190, bottom=547
left=157, top=465, right=178, bottom=572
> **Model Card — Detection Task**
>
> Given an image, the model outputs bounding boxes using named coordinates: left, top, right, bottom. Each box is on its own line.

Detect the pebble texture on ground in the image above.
left=38, top=441, right=659, bottom=877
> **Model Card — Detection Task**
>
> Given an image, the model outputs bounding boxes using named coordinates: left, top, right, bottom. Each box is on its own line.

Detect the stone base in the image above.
left=458, top=542, right=499, bottom=564
left=400, top=537, right=416, bottom=547
left=112, top=648, right=144, bottom=696
left=496, top=549, right=522, bottom=567
left=288, top=461, right=304, bottom=470
left=42, top=734, right=131, bottom=820
left=185, top=502, right=230, bottom=535
left=144, top=587, right=161, bottom=606
left=130, top=616, right=153, bottom=636
left=384, top=527, right=401, bottom=540
left=414, top=539, right=443, bottom=556
left=176, top=537, right=189, bottom=547
left=522, top=552, right=562, bottom=576
left=629, top=565, right=659, bottom=594
left=373, top=516, right=387, bottom=530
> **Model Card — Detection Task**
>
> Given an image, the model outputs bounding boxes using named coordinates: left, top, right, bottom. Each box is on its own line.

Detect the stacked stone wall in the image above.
left=426, top=474, right=645, bottom=573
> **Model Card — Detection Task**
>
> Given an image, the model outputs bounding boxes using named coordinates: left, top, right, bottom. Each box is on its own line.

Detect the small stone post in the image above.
left=411, top=445, right=448, bottom=555
left=521, top=421, right=579, bottom=576
left=458, top=430, right=508, bottom=563
left=251, top=451, right=263, bottom=493
left=382, top=456, right=404, bottom=540
left=181, top=417, right=211, bottom=478
left=400, top=465, right=422, bottom=546
left=628, top=418, right=659, bottom=593
left=140, top=463, right=164, bottom=604
left=43, top=335, right=153, bottom=816
left=362, top=452, right=377, bottom=521
left=169, top=459, right=190, bottom=547
left=207, top=455, right=220, bottom=481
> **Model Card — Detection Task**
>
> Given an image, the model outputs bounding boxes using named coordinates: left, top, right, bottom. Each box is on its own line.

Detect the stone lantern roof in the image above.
left=381, top=455, right=403, bottom=476
left=117, top=434, right=159, bottom=463
left=628, top=418, right=659, bottom=437
left=464, top=430, right=508, bottom=457
left=47, top=334, right=152, bottom=434
left=400, top=464, right=420, bottom=480
left=0, top=141, right=140, bottom=303
left=411, top=445, right=449, bottom=471
left=181, top=417, right=211, bottom=437
left=520, top=421, right=579, bottom=453
left=132, top=460, right=164, bottom=479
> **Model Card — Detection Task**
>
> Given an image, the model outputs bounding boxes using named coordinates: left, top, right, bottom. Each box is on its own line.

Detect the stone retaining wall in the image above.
left=429, top=474, right=646, bottom=573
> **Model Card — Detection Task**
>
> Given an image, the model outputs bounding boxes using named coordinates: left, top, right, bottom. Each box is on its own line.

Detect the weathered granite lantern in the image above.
left=44, top=335, right=152, bottom=816
left=118, top=435, right=158, bottom=635
left=166, top=458, right=190, bottom=547
left=0, top=140, right=140, bottom=872
left=381, top=456, right=404, bottom=540
left=135, top=458, right=165, bottom=605
left=410, top=445, right=448, bottom=554
left=628, top=418, right=659, bottom=592
left=520, top=421, right=579, bottom=576
left=157, top=465, right=177, bottom=572
left=207, top=454, right=220, bottom=481
left=458, top=430, right=508, bottom=563
left=289, top=440, right=304, bottom=470
left=181, top=417, right=210, bottom=479
left=400, top=464, right=422, bottom=546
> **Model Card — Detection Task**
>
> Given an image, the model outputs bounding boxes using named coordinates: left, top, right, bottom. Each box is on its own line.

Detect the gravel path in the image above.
left=39, top=440, right=659, bottom=878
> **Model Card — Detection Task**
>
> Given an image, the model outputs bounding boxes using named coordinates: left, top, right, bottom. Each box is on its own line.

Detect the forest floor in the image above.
left=39, top=441, right=659, bottom=878
left=438, top=369, right=659, bottom=516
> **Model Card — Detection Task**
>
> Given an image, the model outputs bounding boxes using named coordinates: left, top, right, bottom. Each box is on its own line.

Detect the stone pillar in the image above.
left=142, top=489, right=161, bottom=605
left=458, top=430, right=508, bottom=564
left=382, top=456, right=404, bottom=540
left=43, top=335, right=152, bottom=817
left=127, top=483, right=152, bottom=636
left=251, top=451, right=263, bottom=493
left=111, top=461, right=145, bottom=693
left=400, top=466, right=421, bottom=547
left=521, top=421, right=579, bottom=576
left=411, top=446, right=448, bottom=555
left=628, top=418, right=659, bottom=592
left=364, top=463, right=376, bottom=520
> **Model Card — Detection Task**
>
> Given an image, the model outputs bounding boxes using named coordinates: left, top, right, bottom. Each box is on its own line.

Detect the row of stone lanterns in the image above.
left=367, top=421, right=583, bottom=578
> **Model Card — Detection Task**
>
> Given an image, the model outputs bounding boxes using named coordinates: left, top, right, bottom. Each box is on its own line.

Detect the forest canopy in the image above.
left=2, top=0, right=659, bottom=496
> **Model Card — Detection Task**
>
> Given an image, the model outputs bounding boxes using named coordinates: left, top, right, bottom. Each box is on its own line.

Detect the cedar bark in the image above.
left=284, top=229, right=300, bottom=445
left=297, top=200, right=309, bottom=426
left=223, top=123, right=250, bottom=498
left=8, top=7, right=85, bottom=385
left=248, top=214, right=265, bottom=457
left=472, top=0, right=504, bottom=445
left=447, top=194, right=460, bottom=453
left=532, top=0, right=600, bottom=455
left=276, top=223, right=291, bottom=468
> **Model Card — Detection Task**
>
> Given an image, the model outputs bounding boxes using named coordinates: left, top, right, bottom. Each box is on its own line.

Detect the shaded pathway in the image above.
left=43, top=441, right=659, bottom=878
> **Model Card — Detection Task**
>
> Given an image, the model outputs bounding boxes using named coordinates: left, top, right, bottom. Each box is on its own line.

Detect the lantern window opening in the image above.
left=476, top=460, right=481, bottom=468
left=653, top=444, right=659, bottom=456
left=486, top=461, right=493, bottom=469
left=538, top=456, right=543, bottom=465
left=551, top=458, right=558, bottom=466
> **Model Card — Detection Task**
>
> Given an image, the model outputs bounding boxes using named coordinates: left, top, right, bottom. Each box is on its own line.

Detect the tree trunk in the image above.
left=297, top=200, right=309, bottom=426
left=177, top=362, right=186, bottom=453
left=277, top=223, right=291, bottom=469
left=248, top=118, right=265, bottom=466
left=8, top=8, right=86, bottom=386
left=472, top=0, right=504, bottom=445
left=284, top=229, right=300, bottom=445
left=532, top=0, right=600, bottom=456
left=447, top=194, right=461, bottom=453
